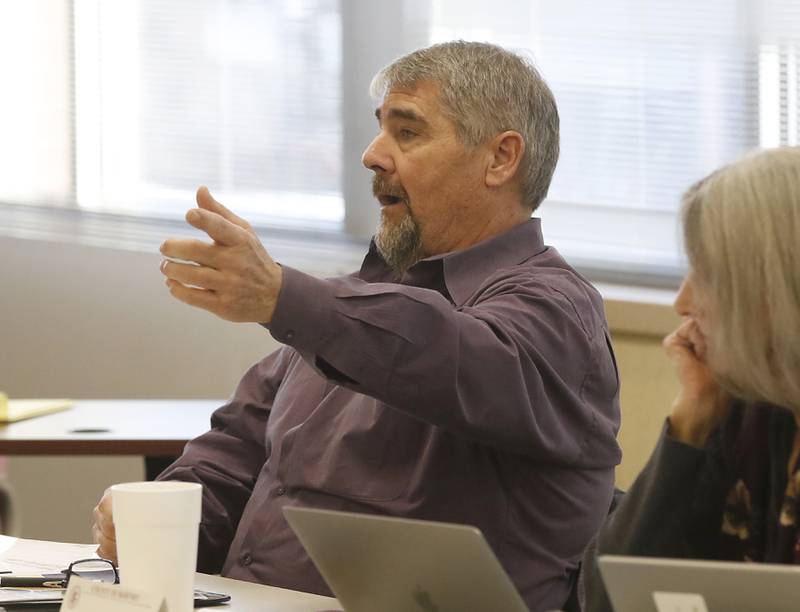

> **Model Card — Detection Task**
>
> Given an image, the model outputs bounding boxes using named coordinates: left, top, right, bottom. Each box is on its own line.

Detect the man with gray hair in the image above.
left=93, top=41, right=621, bottom=610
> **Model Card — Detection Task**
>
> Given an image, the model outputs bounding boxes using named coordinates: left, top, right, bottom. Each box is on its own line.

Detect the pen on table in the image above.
left=0, top=575, right=64, bottom=588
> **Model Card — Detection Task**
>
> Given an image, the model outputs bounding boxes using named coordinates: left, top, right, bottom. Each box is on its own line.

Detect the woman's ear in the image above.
left=485, top=131, right=525, bottom=188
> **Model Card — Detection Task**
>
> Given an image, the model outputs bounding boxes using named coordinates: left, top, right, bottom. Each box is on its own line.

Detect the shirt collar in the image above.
left=359, top=219, right=547, bottom=306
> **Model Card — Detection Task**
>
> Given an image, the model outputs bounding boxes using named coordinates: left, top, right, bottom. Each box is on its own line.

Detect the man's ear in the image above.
left=485, top=131, right=525, bottom=188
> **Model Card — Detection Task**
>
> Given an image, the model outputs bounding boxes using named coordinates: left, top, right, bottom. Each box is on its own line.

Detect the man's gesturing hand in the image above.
left=160, top=186, right=283, bottom=323
left=92, top=488, right=118, bottom=564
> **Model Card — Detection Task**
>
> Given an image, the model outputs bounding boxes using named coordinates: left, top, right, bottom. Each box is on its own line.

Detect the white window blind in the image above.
left=75, top=0, right=343, bottom=225
left=0, top=2, right=72, bottom=207
left=431, top=0, right=800, bottom=275
left=2, top=0, right=800, bottom=280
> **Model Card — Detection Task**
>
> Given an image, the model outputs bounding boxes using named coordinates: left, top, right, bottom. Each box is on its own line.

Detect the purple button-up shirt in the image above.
left=159, top=219, right=621, bottom=611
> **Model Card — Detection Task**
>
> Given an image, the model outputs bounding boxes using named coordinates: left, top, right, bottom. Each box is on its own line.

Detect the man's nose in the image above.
left=362, top=133, right=395, bottom=174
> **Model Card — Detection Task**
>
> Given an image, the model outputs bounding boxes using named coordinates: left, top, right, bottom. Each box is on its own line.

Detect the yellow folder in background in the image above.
left=0, top=393, right=73, bottom=423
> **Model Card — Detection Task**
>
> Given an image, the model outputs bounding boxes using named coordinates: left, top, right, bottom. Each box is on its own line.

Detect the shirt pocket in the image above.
left=280, top=389, right=429, bottom=502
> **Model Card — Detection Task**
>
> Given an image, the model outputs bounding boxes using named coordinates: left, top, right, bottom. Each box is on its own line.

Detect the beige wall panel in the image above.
left=0, top=235, right=280, bottom=541
left=611, top=332, right=680, bottom=490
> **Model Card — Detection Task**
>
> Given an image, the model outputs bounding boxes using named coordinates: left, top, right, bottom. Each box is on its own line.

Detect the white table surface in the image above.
left=195, top=573, right=342, bottom=612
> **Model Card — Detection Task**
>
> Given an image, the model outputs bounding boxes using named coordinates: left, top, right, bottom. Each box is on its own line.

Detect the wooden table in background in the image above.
left=0, top=400, right=221, bottom=478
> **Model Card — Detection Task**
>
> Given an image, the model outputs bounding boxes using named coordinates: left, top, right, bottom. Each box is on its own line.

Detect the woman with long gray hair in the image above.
left=580, top=146, right=800, bottom=611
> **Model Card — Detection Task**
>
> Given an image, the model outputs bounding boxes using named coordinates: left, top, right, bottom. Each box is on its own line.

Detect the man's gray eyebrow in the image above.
left=374, top=107, right=428, bottom=125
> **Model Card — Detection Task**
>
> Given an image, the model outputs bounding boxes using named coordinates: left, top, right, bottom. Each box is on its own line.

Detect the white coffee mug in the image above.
left=111, top=481, right=202, bottom=612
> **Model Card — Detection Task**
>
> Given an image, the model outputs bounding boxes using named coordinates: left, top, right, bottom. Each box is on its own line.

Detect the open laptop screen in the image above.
left=284, top=506, right=529, bottom=612
left=598, top=554, right=800, bottom=612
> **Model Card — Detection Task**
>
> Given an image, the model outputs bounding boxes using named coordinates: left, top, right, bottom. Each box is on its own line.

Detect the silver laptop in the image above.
left=598, top=554, right=800, bottom=612
left=283, top=506, right=529, bottom=612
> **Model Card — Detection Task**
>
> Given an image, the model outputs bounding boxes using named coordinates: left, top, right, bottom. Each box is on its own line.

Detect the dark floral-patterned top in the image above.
left=582, top=402, right=800, bottom=612
left=719, top=404, right=799, bottom=563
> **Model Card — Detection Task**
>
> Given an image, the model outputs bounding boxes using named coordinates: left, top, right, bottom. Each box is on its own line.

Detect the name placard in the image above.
left=652, top=590, right=709, bottom=612
left=60, top=576, right=167, bottom=612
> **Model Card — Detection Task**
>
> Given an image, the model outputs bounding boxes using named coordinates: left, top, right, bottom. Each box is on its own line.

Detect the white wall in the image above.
left=0, top=234, right=280, bottom=541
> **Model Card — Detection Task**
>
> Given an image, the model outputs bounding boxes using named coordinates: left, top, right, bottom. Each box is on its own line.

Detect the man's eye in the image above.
left=398, top=128, right=416, bottom=140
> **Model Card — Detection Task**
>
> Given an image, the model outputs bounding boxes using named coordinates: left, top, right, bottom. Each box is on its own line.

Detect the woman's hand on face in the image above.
left=663, top=317, right=732, bottom=447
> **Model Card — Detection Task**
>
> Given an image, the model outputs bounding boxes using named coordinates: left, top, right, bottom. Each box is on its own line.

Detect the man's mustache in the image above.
left=372, top=175, right=408, bottom=201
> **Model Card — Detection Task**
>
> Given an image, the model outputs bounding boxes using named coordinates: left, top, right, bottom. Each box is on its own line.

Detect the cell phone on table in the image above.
left=194, top=588, right=231, bottom=607
left=0, top=590, right=229, bottom=610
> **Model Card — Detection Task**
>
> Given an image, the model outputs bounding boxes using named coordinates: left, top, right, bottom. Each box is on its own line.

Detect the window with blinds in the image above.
left=75, top=0, right=343, bottom=224
left=2, top=0, right=799, bottom=279
left=432, top=0, right=800, bottom=274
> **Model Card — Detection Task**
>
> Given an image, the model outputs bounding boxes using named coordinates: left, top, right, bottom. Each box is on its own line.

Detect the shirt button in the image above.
left=240, top=552, right=253, bottom=566
left=276, top=486, right=287, bottom=496
left=284, top=330, right=295, bottom=342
